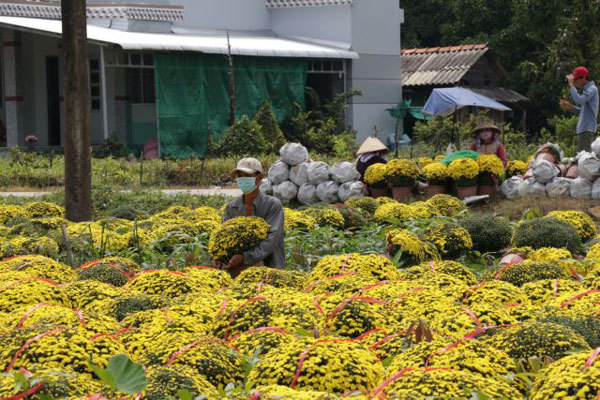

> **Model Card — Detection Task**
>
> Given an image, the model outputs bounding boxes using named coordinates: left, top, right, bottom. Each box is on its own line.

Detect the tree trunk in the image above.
left=62, top=0, right=92, bottom=221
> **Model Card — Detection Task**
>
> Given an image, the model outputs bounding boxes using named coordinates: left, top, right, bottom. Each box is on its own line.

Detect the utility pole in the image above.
left=62, top=0, right=92, bottom=221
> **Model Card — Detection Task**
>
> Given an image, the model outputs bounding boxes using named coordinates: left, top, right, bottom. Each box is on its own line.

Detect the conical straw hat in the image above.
left=356, top=137, right=389, bottom=155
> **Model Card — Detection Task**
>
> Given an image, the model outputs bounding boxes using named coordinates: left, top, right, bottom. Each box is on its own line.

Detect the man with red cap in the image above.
left=560, top=66, right=599, bottom=152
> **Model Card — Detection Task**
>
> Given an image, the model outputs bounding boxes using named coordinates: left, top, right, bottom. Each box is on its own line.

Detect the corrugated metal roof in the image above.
left=402, top=44, right=488, bottom=86
left=266, top=0, right=352, bottom=8
left=470, top=87, right=529, bottom=103
left=0, top=16, right=359, bottom=59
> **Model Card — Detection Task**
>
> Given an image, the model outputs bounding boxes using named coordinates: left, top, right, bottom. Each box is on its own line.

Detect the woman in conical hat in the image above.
left=468, top=121, right=507, bottom=166
left=356, top=136, right=389, bottom=182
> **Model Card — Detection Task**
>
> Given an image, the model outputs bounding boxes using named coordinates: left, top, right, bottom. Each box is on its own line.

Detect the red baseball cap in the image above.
left=573, top=66, right=590, bottom=80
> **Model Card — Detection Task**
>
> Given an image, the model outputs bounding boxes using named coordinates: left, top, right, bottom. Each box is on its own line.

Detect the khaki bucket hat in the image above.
left=471, top=121, right=501, bottom=138
left=356, top=137, right=389, bottom=155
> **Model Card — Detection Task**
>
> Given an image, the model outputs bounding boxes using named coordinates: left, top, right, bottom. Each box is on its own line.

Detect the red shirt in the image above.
left=470, top=143, right=507, bottom=166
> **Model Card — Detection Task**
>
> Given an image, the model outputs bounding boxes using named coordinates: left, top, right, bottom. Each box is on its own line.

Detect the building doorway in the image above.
left=46, top=56, right=61, bottom=146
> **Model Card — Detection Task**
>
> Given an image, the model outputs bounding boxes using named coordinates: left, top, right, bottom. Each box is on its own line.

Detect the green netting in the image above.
left=440, top=150, right=480, bottom=164
left=154, top=53, right=307, bottom=159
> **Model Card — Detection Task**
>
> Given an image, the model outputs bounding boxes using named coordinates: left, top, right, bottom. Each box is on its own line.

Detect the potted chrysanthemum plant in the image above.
left=364, top=163, right=389, bottom=198
left=477, top=154, right=505, bottom=196
left=448, top=158, right=479, bottom=199
left=385, top=159, right=420, bottom=202
left=422, top=162, right=449, bottom=198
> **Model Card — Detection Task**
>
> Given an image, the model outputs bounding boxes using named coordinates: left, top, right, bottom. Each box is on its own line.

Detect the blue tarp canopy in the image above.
left=422, top=87, right=512, bottom=117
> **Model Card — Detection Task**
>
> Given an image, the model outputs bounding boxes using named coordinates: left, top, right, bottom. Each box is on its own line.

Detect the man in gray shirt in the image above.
left=218, top=157, right=285, bottom=277
left=560, top=66, right=599, bottom=152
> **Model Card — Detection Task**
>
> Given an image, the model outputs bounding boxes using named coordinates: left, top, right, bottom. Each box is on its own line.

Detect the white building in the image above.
left=0, top=0, right=403, bottom=157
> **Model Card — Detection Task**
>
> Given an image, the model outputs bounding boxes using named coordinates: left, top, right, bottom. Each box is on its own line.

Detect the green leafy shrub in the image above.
left=214, top=115, right=267, bottom=156
left=459, top=214, right=512, bottom=253
left=254, top=102, right=286, bottom=153
left=512, top=217, right=584, bottom=255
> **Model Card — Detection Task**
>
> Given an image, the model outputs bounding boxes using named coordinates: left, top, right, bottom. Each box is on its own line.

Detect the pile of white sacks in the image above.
left=259, top=143, right=364, bottom=205
left=501, top=138, right=600, bottom=199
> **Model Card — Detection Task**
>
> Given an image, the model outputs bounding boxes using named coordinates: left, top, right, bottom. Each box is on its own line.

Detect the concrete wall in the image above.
left=270, top=6, right=352, bottom=44
left=347, top=0, right=403, bottom=144
left=175, top=0, right=270, bottom=31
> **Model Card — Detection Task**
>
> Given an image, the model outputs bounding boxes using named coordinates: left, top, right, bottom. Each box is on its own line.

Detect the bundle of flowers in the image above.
left=212, top=296, right=274, bottom=339
left=75, top=257, right=139, bottom=287
left=529, top=247, right=573, bottom=264
left=448, top=158, right=479, bottom=186
left=0, top=255, right=75, bottom=284
left=0, top=204, right=27, bottom=224
left=364, top=163, right=388, bottom=188
left=182, top=266, right=233, bottom=292
left=284, top=208, right=316, bottom=231
left=265, top=288, right=321, bottom=332
left=385, top=159, right=420, bottom=187
left=529, top=350, right=600, bottom=399
left=301, top=207, right=345, bottom=229
left=24, top=201, right=65, bottom=218
left=546, top=210, right=597, bottom=242
left=403, top=260, right=477, bottom=286
left=416, top=273, right=471, bottom=299
left=408, top=201, right=439, bottom=218
left=483, top=261, right=568, bottom=287
left=421, top=221, right=473, bottom=259
left=308, top=253, right=401, bottom=282
left=477, top=154, right=505, bottom=183
left=549, top=289, right=600, bottom=318
left=333, top=205, right=370, bottom=229
left=345, top=196, right=378, bottom=215
left=506, top=160, right=528, bottom=177
left=421, top=162, right=449, bottom=184
left=144, top=364, right=216, bottom=399
left=234, top=267, right=305, bottom=291
left=463, top=280, right=529, bottom=308
left=0, top=277, right=68, bottom=312
left=120, top=303, right=214, bottom=331
left=522, top=279, right=582, bottom=305
left=394, top=287, right=460, bottom=322
left=426, top=194, right=466, bottom=217
left=208, top=216, right=269, bottom=263
left=374, top=367, right=521, bottom=399
left=248, top=384, right=338, bottom=400
left=125, top=270, right=199, bottom=298
left=0, top=236, right=60, bottom=259
left=304, top=273, right=377, bottom=297
left=431, top=303, right=516, bottom=338
left=230, top=327, right=300, bottom=357
left=588, top=243, right=600, bottom=263
left=487, top=321, right=590, bottom=360
left=0, top=369, right=101, bottom=398
left=248, top=338, right=384, bottom=393
left=417, top=156, right=434, bottom=168
left=62, top=279, right=121, bottom=310
left=66, top=222, right=131, bottom=252
left=387, top=229, right=440, bottom=266
left=90, top=293, right=170, bottom=321
left=373, top=202, right=414, bottom=223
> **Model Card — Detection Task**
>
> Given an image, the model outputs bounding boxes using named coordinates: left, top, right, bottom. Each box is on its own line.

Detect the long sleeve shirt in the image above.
left=222, top=192, right=285, bottom=268
left=570, top=81, right=599, bottom=134
left=469, top=143, right=508, bottom=166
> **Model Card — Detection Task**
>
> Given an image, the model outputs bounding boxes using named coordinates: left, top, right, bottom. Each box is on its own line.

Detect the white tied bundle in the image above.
left=273, top=181, right=298, bottom=203
left=338, top=181, right=364, bottom=202
left=571, top=177, right=593, bottom=199
left=289, top=162, right=309, bottom=187
left=592, top=137, right=600, bottom=158
left=316, top=181, right=340, bottom=204
left=307, top=162, right=331, bottom=184
left=331, top=161, right=360, bottom=184
left=578, top=152, right=600, bottom=181
left=297, top=183, right=319, bottom=205
left=500, top=176, right=523, bottom=199
left=545, top=177, right=572, bottom=198
left=519, top=178, right=546, bottom=197
left=259, top=178, right=273, bottom=195
left=592, top=178, right=600, bottom=199
left=279, top=143, right=309, bottom=166
left=268, top=161, right=290, bottom=185
left=531, top=160, right=559, bottom=184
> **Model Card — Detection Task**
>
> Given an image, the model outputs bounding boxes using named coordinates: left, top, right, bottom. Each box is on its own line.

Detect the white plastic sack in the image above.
left=268, top=161, right=289, bottom=185
left=316, top=181, right=340, bottom=204
left=273, top=181, right=298, bottom=203
left=592, top=137, right=600, bottom=158
left=500, top=176, right=523, bottom=199
left=331, top=161, right=360, bottom=184
left=571, top=177, right=593, bottom=199
left=518, top=178, right=545, bottom=197
left=545, top=177, right=572, bottom=198
left=578, top=152, right=600, bottom=181
left=297, top=183, right=319, bottom=205
left=531, top=160, right=559, bottom=184
left=259, top=178, right=273, bottom=195
left=279, top=143, right=309, bottom=166
left=338, top=181, right=364, bottom=202
left=592, top=178, right=600, bottom=199
left=307, top=162, right=331, bottom=184
left=289, top=162, right=309, bottom=187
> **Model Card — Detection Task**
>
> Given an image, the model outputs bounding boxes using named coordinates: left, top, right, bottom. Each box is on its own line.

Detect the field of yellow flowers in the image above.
left=1, top=195, right=600, bottom=399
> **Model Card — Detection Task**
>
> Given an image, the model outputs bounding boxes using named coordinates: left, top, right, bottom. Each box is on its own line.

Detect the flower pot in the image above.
left=391, top=186, right=412, bottom=203
left=566, top=165, right=579, bottom=179
left=455, top=185, right=477, bottom=200
left=426, top=184, right=447, bottom=198
left=27, top=143, right=36, bottom=152
left=370, top=187, right=388, bottom=198
left=535, top=151, right=556, bottom=164
left=477, top=184, right=497, bottom=197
